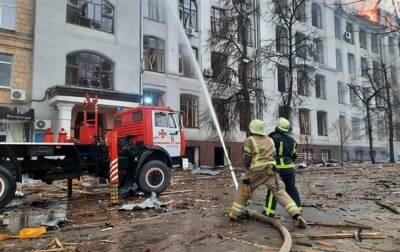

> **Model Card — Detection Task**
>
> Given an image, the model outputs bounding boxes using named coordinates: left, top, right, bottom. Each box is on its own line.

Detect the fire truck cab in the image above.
left=114, top=106, right=185, bottom=194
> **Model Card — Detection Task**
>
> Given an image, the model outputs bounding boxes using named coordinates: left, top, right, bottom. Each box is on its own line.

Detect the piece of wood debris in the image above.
left=375, top=201, right=400, bottom=214
left=161, top=189, right=196, bottom=195
left=309, top=232, right=385, bottom=240
left=308, top=222, right=372, bottom=230
left=99, top=240, right=117, bottom=244
left=216, top=233, right=277, bottom=251
left=315, top=241, right=336, bottom=248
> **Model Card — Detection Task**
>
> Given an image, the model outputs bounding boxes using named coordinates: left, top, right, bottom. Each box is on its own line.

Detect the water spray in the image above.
left=165, top=3, right=238, bottom=189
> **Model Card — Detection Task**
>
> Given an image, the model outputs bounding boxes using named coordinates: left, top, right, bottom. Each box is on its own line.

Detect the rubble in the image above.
left=119, top=192, right=172, bottom=212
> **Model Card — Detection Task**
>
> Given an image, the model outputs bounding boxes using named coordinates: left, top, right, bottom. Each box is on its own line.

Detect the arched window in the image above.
left=311, top=3, right=322, bottom=28
left=180, top=94, right=198, bottom=128
left=67, top=0, right=114, bottom=33
left=66, top=52, right=114, bottom=89
left=143, top=36, right=165, bottom=73
left=179, top=0, right=197, bottom=30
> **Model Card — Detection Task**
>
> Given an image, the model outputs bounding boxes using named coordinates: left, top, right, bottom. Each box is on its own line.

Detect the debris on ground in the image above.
left=119, top=192, right=173, bottom=212
left=190, top=167, right=222, bottom=176
left=0, top=226, right=46, bottom=241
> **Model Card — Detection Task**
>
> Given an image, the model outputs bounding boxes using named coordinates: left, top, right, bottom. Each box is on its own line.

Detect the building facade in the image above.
left=0, top=0, right=34, bottom=142
left=31, top=0, right=141, bottom=140
left=4, top=0, right=399, bottom=164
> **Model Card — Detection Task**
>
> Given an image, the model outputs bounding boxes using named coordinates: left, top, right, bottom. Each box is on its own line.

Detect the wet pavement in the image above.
left=0, top=165, right=399, bottom=251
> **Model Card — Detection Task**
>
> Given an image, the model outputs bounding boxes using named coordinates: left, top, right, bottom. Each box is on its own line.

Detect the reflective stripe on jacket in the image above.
left=243, top=135, right=276, bottom=171
left=269, top=128, right=297, bottom=169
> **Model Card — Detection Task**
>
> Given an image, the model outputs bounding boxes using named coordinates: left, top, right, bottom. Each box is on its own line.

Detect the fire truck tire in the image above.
left=138, top=160, right=171, bottom=194
left=0, top=165, right=16, bottom=209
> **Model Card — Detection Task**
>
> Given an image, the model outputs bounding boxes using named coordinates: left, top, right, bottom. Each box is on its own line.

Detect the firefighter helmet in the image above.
left=277, top=117, right=290, bottom=132
left=249, top=119, right=266, bottom=136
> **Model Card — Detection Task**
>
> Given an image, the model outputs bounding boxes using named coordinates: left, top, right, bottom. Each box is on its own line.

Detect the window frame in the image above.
left=299, top=108, right=311, bottom=135
left=336, top=48, right=342, bottom=71
left=0, top=0, right=16, bottom=30
left=143, top=90, right=164, bottom=106
left=180, top=94, right=199, bottom=128
left=337, top=81, right=346, bottom=104
left=179, top=0, right=198, bottom=31
left=143, top=36, right=165, bottom=73
left=210, top=6, right=226, bottom=37
left=142, top=0, right=165, bottom=22
left=66, top=0, right=114, bottom=34
left=179, top=45, right=198, bottom=78
left=317, top=111, right=328, bottom=136
left=315, top=74, right=326, bottom=99
left=359, top=28, right=367, bottom=49
left=311, top=3, right=322, bottom=29
left=0, top=53, right=12, bottom=88
left=347, top=53, right=356, bottom=75
left=66, top=51, right=114, bottom=90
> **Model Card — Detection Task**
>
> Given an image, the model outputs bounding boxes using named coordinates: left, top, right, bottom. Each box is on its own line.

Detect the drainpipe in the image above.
left=139, top=0, right=144, bottom=103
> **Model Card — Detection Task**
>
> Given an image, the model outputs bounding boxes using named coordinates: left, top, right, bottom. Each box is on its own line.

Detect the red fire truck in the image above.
left=0, top=95, right=185, bottom=208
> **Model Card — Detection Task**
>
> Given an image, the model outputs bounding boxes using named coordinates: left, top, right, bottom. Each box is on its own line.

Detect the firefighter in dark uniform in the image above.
left=264, top=117, right=302, bottom=217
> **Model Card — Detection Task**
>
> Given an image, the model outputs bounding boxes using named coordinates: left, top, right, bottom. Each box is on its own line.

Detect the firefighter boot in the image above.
left=294, top=214, right=308, bottom=229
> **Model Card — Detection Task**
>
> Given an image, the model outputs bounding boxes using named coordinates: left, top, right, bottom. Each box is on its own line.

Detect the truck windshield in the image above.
left=155, top=112, right=176, bottom=128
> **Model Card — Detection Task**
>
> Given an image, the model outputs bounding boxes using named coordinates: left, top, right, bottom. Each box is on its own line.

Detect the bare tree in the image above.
left=371, top=61, right=397, bottom=163
left=332, top=118, right=351, bottom=167
left=347, top=65, right=386, bottom=164
left=206, top=0, right=266, bottom=137
left=260, top=0, right=316, bottom=119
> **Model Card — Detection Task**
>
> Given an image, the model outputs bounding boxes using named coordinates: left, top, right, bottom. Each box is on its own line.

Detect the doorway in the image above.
left=215, top=147, right=229, bottom=166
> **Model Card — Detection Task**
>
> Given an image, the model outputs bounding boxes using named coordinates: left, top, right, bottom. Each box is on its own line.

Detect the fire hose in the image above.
left=247, top=209, right=292, bottom=252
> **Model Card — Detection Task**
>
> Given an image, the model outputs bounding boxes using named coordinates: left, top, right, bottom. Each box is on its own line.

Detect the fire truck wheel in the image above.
left=138, top=160, right=171, bottom=194
left=0, top=165, right=16, bottom=209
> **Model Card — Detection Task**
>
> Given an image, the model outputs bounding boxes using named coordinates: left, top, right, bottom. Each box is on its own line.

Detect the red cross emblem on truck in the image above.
left=158, top=129, right=167, bottom=138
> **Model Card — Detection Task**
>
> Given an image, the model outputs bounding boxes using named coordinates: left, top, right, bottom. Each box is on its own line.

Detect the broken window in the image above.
left=179, top=45, right=198, bottom=78
left=276, top=25, right=289, bottom=54
left=297, top=69, right=310, bottom=96
left=238, top=60, right=255, bottom=84
left=240, top=103, right=254, bottom=132
left=295, top=32, right=307, bottom=59
left=345, top=23, right=354, bottom=44
left=238, top=16, right=255, bottom=47
left=180, top=95, right=198, bottom=128
left=212, top=98, right=228, bottom=131
left=352, top=117, right=361, bottom=140
left=389, top=36, right=395, bottom=54
left=277, top=65, right=288, bottom=93
left=179, top=0, right=197, bottom=30
left=391, top=65, right=398, bottom=85
left=372, top=61, right=382, bottom=83
left=311, top=3, right=322, bottom=28
left=334, top=10, right=341, bottom=40
left=0, top=53, right=12, bottom=87
left=66, top=0, right=114, bottom=33
left=211, top=6, right=227, bottom=37
left=315, top=74, right=326, bottom=99
left=320, top=149, right=330, bottom=162
left=313, top=39, right=324, bottom=64
left=361, top=57, right=369, bottom=77
left=66, top=52, right=113, bottom=89
left=299, top=109, right=311, bottom=135
left=143, top=90, right=164, bottom=106
left=211, top=52, right=227, bottom=83
left=144, top=36, right=165, bottom=73
left=143, top=0, right=164, bottom=22
left=350, top=87, right=358, bottom=106
left=0, top=0, right=16, bottom=30
left=317, top=111, right=328, bottom=136
left=295, top=0, right=306, bottom=22
left=347, top=53, right=356, bottom=75
left=275, top=0, right=288, bottom=15
left=371, top=34, right=379, bottom=53
left=359, top=28, right=367, bottom=49
left=336, top=49, right=342, bottom=71
left=337, top=81, right=346, bottom=104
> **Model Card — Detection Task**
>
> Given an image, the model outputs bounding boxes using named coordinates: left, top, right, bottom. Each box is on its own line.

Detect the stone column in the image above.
left=56, top=103, right=74, bottom=137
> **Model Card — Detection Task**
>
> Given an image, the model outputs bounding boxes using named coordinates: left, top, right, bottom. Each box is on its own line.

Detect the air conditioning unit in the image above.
left=344, top=32, right=352, bottom=41
left=203, top=68, right=213, bottom=78
left=10, top=89, right=26, bottom=101
left=186, top=26, right=197, bottom=37
left=34, top=119, right=51, bottom=130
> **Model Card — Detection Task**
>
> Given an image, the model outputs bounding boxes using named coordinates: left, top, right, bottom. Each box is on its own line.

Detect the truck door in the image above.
left=153, top=111, right=181, bottom=157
